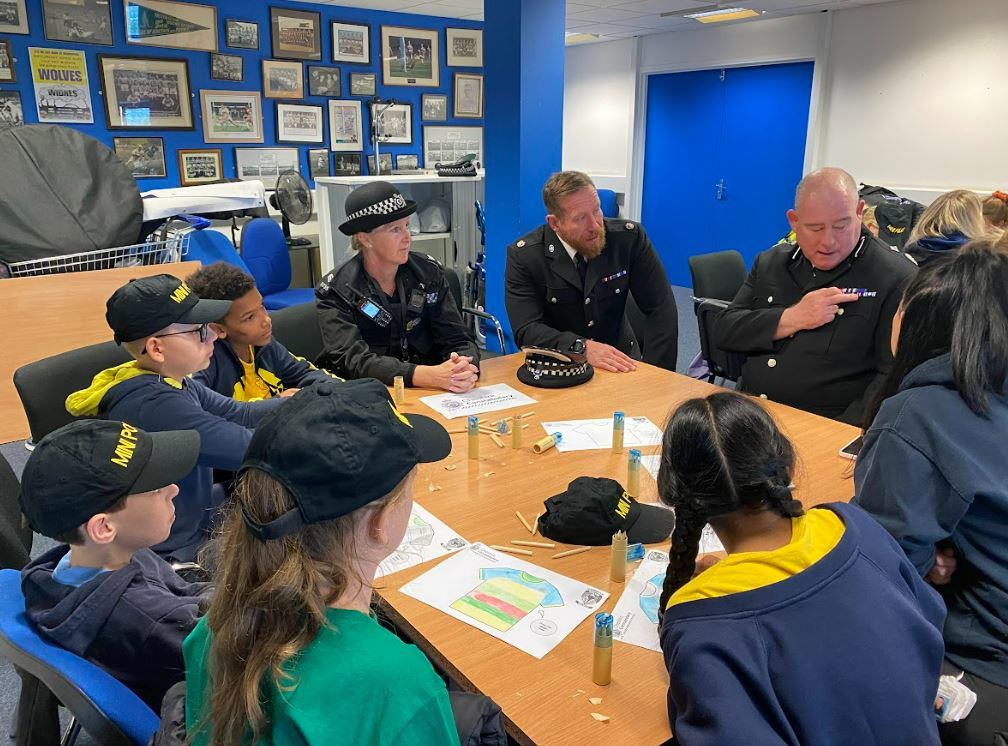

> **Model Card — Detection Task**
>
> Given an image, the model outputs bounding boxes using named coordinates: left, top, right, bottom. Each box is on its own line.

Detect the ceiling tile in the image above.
left=566, top=7, right=650, bottom=23
left=616, top=0, right=713, bottom=13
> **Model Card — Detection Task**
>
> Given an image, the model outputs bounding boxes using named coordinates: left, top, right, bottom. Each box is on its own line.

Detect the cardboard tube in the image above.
left=592, top=613, right=613, bottom=686
left=512, top=413, right=524, bottom=449
left=467, top=415, right=479, bottom=460
left=532, top=434, right=557, bottom=454
left=610, top=530, right=628, bottom=583
left=393, top=375, right=405, bottom=404
left=611, top=411, right=624, bottom=453
left=627, top=449, right=642, bottom=497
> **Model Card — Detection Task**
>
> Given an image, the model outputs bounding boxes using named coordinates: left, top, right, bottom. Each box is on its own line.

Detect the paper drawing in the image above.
left=451, top=568, right=562, bottom=632
left=375, top=503, right=467, bottom=578
left=539, top=416, right=662, bottom=452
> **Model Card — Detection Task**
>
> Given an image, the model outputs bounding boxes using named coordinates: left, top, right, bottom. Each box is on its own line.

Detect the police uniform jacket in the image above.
left=315, top=251, right=479, bottom=386
left=504, top=219, right=678, bottom=369
left=716, top=228, right=916, bottom=424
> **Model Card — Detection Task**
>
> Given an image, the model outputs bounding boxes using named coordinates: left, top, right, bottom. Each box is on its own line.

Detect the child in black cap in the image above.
left=66, top=274, right=287, bottom=561
left=184, top=379, right=460, bottom=745
left=19, top=419, right=211, bottom=711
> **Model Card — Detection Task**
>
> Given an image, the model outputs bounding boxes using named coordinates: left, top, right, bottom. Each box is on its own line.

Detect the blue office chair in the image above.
left=0, top=569, right=160, bottom=746
left=597, top=188, right=619, bottom=218
left=240, top=218, right=315, bottom=310
left=181, top=228, right=252, bottom=274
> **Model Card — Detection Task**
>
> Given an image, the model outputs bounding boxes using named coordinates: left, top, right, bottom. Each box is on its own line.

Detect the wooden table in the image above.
left=0, top=262, right=200, bottom=444
left=380, top=354, right=859, bottom=745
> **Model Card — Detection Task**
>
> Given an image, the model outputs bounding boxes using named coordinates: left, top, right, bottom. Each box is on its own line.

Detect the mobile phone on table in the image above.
left=839, top=435, right=863, bottom=460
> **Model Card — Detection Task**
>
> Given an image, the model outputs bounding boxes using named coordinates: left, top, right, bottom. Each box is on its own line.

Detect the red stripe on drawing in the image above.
left=471, top=591, right=524, bottom=619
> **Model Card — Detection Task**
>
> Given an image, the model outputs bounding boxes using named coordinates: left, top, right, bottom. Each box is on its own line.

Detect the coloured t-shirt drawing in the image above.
left=451, top=568, right=563, bottom=632
left=640, top=573, right=664, bottom=624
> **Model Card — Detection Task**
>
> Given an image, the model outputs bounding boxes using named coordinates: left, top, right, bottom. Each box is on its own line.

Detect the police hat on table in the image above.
left=339, top=181, right=417, bottom=235
left=538, top=477, right=676, bottom=545
left=516, top=347, right=594, bottom=388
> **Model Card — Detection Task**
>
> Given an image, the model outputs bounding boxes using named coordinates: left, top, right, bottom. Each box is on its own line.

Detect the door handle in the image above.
left=715, top=179, right=725, bottom=200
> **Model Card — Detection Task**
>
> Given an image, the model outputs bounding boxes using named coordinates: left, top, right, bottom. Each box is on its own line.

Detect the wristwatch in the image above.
left=569, top=338, right=586, bottom=355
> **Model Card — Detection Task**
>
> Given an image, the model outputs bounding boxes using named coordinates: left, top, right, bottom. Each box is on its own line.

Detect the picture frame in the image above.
left=423, top=124, right=483, bottom=169
left=349, top=71, right=375, bottom=97
left=200, top=89, right=263, bottom=143
left=225, top=19, right=258, bottom=50
left=328, top=99, right=363, bottom=152
left=112, top=136, right=166, bottom=178
left=123, top=0, right=217, bottom=53
left=270, top=6, right=320, bottom=62
left=307, top=65, right=340, bottom=97
left=43, top=0, right=113, bottom=45
left=178, top=148, right=223, bottom=186
left=421, top=93, right=447, bottom=122
left=332, top=21, right=369, bottom=65
left=0, top=89, right=23, bottom=126
left=368, top=153, right=392, bottom=176
left=98, top=54, right=193, bottom=130
left=276, top=102, right=323, bottom=144
left=308, top=148, right=329, bottom=179
left=372, top=102, right=412, bottom=145
left=210, top=53, right=243, bottom=82
left=453, top=72, right=483, bottom=119
left=381, top=25, right=439, bottom=88
left=234, top=146, right=299, bottom=190
left=0, top=38, right=14, bottom=82
left=395, top=153, right=419, bottom=171
left=446, top=27, right=482, bottom=67
left=262, top=59, right=303, bottom=100
left=0, top=0, right=28, bottom=34
left=332, top=152, right=362, bottom=176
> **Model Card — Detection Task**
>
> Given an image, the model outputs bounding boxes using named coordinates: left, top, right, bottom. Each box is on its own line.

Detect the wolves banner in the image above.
left=29, top=47, right=93, bottom=124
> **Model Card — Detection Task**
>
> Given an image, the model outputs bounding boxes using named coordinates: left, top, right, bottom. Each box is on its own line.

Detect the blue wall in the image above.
left=0, top=0, right=482, bottom=190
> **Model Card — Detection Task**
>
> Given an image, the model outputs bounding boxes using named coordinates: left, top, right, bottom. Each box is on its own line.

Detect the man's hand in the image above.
left=279, top=388, right=300, bottom=398
left=926, top=547, right=957, bottom=586
left=586, top=340, right=637, bottom=373
left=774, top=287, right=860, bottom=340
left=413, top=352, right=479, bottom=393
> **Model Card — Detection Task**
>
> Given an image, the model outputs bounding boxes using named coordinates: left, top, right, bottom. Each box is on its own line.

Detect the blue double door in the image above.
left=641, top=61, right=815, bottom=288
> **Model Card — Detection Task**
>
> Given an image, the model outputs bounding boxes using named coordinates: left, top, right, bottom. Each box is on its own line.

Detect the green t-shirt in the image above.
left=183, top=608, right=460, bottom=745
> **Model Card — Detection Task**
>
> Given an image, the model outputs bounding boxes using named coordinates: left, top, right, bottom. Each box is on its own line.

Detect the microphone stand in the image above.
left=371, top=98, right=396, bottom=176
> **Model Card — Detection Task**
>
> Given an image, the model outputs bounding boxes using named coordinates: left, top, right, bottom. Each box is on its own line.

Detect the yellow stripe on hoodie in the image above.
left=65, top=360, right=184, bottom=417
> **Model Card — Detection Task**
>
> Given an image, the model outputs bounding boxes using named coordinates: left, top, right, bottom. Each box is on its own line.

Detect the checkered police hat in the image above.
left=516, top=347, right=594, bottom=389
left=339, top=181, right=417, bottom=235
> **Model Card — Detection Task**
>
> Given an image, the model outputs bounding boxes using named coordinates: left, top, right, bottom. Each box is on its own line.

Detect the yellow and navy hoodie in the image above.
left=66, top=361, right=285, bottom=560
left=194, top=338, right=340, bottom=401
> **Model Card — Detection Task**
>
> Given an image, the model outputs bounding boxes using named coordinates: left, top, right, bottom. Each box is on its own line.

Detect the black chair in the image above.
left=687, top=250, right=747, bottom=307
left=696, top=298, right=745, bottom=383
left=444, top=267, right=505, bottom=357
left=624, top=291, right=678, bottom=372
left=13, top=342, right=131, bottom=447
left=269, top=301, right=324, bottom=363
left=0, top=457, right=30, bottom=571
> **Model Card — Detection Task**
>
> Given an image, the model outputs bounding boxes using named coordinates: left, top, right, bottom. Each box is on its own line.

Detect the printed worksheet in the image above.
left=400, top=543, right=609, bottom=659
left=375, top=503, right=468, bottom=579
left=419, top=383, right=537, bottom=420
left=640, top=456, right=726, bottom=555
left=539, top=416, right=663, bottom=452
left=612, top=550, right=669, bottom=652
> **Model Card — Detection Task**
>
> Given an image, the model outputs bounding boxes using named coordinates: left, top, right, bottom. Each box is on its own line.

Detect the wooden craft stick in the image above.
left=490, top=544, right=533, bottom=556
left=552, top=546, right=592, bottom=559
left=515, top=510, right=534, bottom=533
left=533, top=511, right=543, bottom=536
left=511, top=540, right=555, bottom=548
left=490, top=433, right=505, bottom=448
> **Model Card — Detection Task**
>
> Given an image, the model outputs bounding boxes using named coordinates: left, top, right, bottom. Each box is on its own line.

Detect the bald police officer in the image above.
left=504, top=171, right=678, bottom=373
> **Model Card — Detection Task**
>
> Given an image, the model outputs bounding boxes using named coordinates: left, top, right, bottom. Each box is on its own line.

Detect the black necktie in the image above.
left=575, top=254, right=587, bottom=283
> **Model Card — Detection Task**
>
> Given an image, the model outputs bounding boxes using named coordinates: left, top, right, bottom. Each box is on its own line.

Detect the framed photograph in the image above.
left=0, top=0, right=28, bottom=34
left=423, top=124, right=483, bottom=169
left=381, top=25, right=439, bottom=88
left=446, top=27, right=482, bottom=67
left=225, top=19, right=257, bottom=50
left=368, top=153, right=392, bottom=176
left=210, top=53, right=243, bottom=82
left=43, top=0, right=113, bottom=45
left=421, top=93, right=447, bottom=122
left=112, top=136, right=166, bottom=178
left=200, top=89, right=263, bottom=143
left=349, top=71, right=375, bottom=97
left=270, top=6, right=320, bottom=61
left=124, top=0, right=217, bottom=52
left=372, top=102, right=411, bottom=144
left=0, top=39, right=14, bottom=82
left=328, top=99, right=363, bottom=152
left=0, top=89, right=24, bottom=126
left=262, top=59, right=303, bottom=100
left=332, top=21, right=369, bottom=65
left=453, top=72, right=483, bottom=119
left=308, top=148, right=329, bottom=179
left=235, top=146, right=299, bottom=190
left=396, top=153, right=419, bottom=171
left=276, top=102, right=322, bottom=144
left=30, top=47, right=93, bottom=123
left=178, top=148, right=222, bottom=186
left=332, top=153, right=362, bottom=177
left=307, top=65, right=340, bottom=97
left=98, top=54, right=193, bottom=130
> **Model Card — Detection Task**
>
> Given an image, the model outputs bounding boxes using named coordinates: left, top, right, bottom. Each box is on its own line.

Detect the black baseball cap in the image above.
left=239, top=379, right=451, bottom=541
left=105, top=274, right=233, bottom=344
left=19, top=420, right=200, bottom=539
left=538, top=476, right=676, bottom=545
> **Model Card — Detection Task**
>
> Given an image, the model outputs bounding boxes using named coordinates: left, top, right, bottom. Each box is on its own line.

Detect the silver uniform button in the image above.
left=767, top=358, right=777, bottom=368
left=768, top=295, right=773, bottom=303
left=625, top=222, right=635, bottom=230
left=550, top=297, right=557, bottom=303
left=615, top=288, right=621, bottom=294
left=516, top=239, right=526, bottom=248
left=587, top=320, right=594, bottom=327
left=548, top=244, right=555, bottom=253
left=759, top=394, right=768, bottom=399
left=584, top=298, right=591, bottom=305
left=837, top=307, right=845, bottom=316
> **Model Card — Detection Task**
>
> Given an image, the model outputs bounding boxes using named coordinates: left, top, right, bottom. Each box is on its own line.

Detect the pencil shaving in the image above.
left=590, top=713, right=610, bottom=723
left=588, top=697, right=602, bottom=705
left=444, top=464, right=457, bottom=471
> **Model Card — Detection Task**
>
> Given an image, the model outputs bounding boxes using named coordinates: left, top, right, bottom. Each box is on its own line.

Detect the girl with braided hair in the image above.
left=656, top=391, right=946, bottom=745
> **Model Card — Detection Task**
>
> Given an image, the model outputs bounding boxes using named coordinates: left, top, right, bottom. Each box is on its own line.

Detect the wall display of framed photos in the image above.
left=210, top=53, right=242, bottom=82
left=328, top=99, right=362, bottom=152
left=308, top=148, right=329, bottom=178
left=381, top=25, right=438, bottom=88
left=332, top=21, right=369, bottom=65
left=123, top=0, right=217, bottom=53
left=395, top=153, right=419, bottom=171
left=446, top=27, right=482, bottom=67
left=0, top=89, right=23, bottom=125
left=368, top=153, right=392, bottom=175
left=0, top=39, right=14, bottom=82
left=98, top=54, right=192, bottom=130
left=225, top=19, right=257, bottom=50
left=0, top=0, right=29, bottom=34
left=276, top=102, right=323, bottom=144
left=178, top=148, right=222, bottom=185
left=262, top=59, right=303, bottom=99
left=453, top=72, right=483, bottom=119
left=200, top=89, right=263, bottom=143
left=307, top=65, right=340, bottom=97
left=422, top=93, right=446, bottom=122
left=372, top=102, right=411, bottom=144
left=112, top=136, right=166, bottom=178
left=333, top=152, right=362, bottom=176
left=43, top=0, right=113, bottom=45
left=423, top=125, right=483, bottom=169
left=235, top=146, right=299, bottom=190
left=270, top=6, right=320, bottom=62
left=31, top=47, right=93, bottom=123
left=349, top=71, right=375, bottom=97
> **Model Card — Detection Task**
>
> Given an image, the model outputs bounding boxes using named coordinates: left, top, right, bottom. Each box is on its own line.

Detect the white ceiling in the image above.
left=314, top=0, right=909, bottom=41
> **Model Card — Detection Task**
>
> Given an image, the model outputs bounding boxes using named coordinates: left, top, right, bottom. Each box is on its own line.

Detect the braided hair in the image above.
left=657, top=392, right=803, bottom=612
